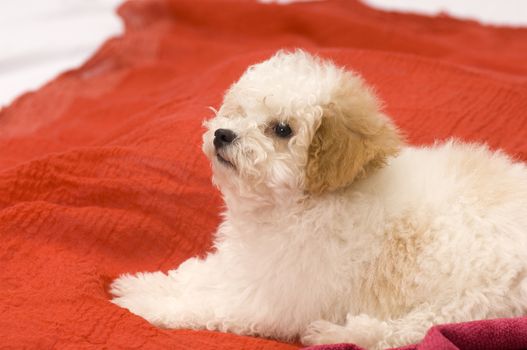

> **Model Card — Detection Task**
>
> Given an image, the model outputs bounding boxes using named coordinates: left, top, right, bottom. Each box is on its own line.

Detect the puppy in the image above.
left=111, top=50, right=527, bottom=349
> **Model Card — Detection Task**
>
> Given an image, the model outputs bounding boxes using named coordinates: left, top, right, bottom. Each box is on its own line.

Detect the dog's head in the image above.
left=203, top=50, right=402, bottom=206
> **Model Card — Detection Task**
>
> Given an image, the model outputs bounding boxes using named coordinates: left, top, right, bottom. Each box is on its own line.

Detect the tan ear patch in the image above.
left=306, top=106, right=402, bottom=195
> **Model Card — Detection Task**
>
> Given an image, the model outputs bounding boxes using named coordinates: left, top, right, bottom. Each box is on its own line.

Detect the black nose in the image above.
left=214, top=129, right=237, bottom=149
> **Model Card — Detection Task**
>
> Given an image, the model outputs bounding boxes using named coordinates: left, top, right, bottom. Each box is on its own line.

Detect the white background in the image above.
left=1, top=0, right=526, bottom=107
left=0, top=0, right=122, bottom=107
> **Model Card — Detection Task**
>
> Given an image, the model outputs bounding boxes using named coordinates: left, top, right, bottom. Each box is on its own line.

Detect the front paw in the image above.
left=112, top=293, right=186, bottom=328
left=110, top=272, right=185, bottom=328
left=110, top=271, right=179, bottom=298
left=301, top=320, right=349, bottom=346
left=301, top=315, right=388, bottom=350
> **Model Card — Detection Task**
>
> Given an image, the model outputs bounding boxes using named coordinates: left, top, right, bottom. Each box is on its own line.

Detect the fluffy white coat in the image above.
left=111, top=50, right=527, bottom=349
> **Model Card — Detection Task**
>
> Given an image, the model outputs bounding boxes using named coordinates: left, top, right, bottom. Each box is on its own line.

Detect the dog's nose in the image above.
left=214, top=129, right=237, bottom=149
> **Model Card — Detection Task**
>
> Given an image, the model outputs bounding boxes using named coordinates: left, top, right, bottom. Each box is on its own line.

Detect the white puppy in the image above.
left=111, top=50, right=527, bottom=349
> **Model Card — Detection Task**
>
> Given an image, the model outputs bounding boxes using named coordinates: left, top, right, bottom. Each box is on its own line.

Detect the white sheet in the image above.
left=362, top=0, right=527, bottom=27
left=0, top=0, right=123, bottom=108
left=1, top=0, right=525, bottom=108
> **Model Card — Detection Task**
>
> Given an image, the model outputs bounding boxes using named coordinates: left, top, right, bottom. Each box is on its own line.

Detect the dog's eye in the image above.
left=274, top=123, right=292, bottom=138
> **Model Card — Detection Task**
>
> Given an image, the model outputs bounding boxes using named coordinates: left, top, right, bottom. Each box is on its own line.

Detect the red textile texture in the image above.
left=1, top=1, right=527, bottom=349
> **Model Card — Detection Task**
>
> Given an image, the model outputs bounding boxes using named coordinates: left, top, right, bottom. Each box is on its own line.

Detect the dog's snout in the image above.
left=214, top=129, right=237, bottom=149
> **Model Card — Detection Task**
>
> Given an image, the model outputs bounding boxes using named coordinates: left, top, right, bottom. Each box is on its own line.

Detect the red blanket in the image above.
left=1, top=1, right=527, bottom=349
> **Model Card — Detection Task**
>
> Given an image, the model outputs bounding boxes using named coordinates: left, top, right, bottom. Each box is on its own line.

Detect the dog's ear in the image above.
left=306, top=73, right=402, bottom=195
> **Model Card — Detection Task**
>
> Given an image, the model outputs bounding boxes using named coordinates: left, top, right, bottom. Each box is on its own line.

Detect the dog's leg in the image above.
left=110, top=254, right=227, bottom=330
left=110, top=252, right=279, bottom=337
left=302, top=307, right=439, bottom=349
left=301, top=313, right=391, bottom=350
left=302, top=297, right=515, bottom=350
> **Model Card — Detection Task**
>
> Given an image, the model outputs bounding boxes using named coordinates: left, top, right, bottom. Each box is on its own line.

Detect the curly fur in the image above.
left=110, top=50, right=527, bottom=349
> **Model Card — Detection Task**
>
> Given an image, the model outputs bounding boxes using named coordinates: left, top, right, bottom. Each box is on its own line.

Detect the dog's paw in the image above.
left=110, top=271, right=180, bottom=298
left=301, top=315, right=388, bottom=349
left=343, top=314, right=388, bottom=349
left=112, top=293, right=184, bottom=328
left=110, top=271, right=189, bottom=328
left=301, top=320, right=350, bottom=346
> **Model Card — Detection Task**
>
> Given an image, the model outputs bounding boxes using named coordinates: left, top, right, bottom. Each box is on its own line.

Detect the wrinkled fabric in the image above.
left=1, top=1, right=526, bottom=349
